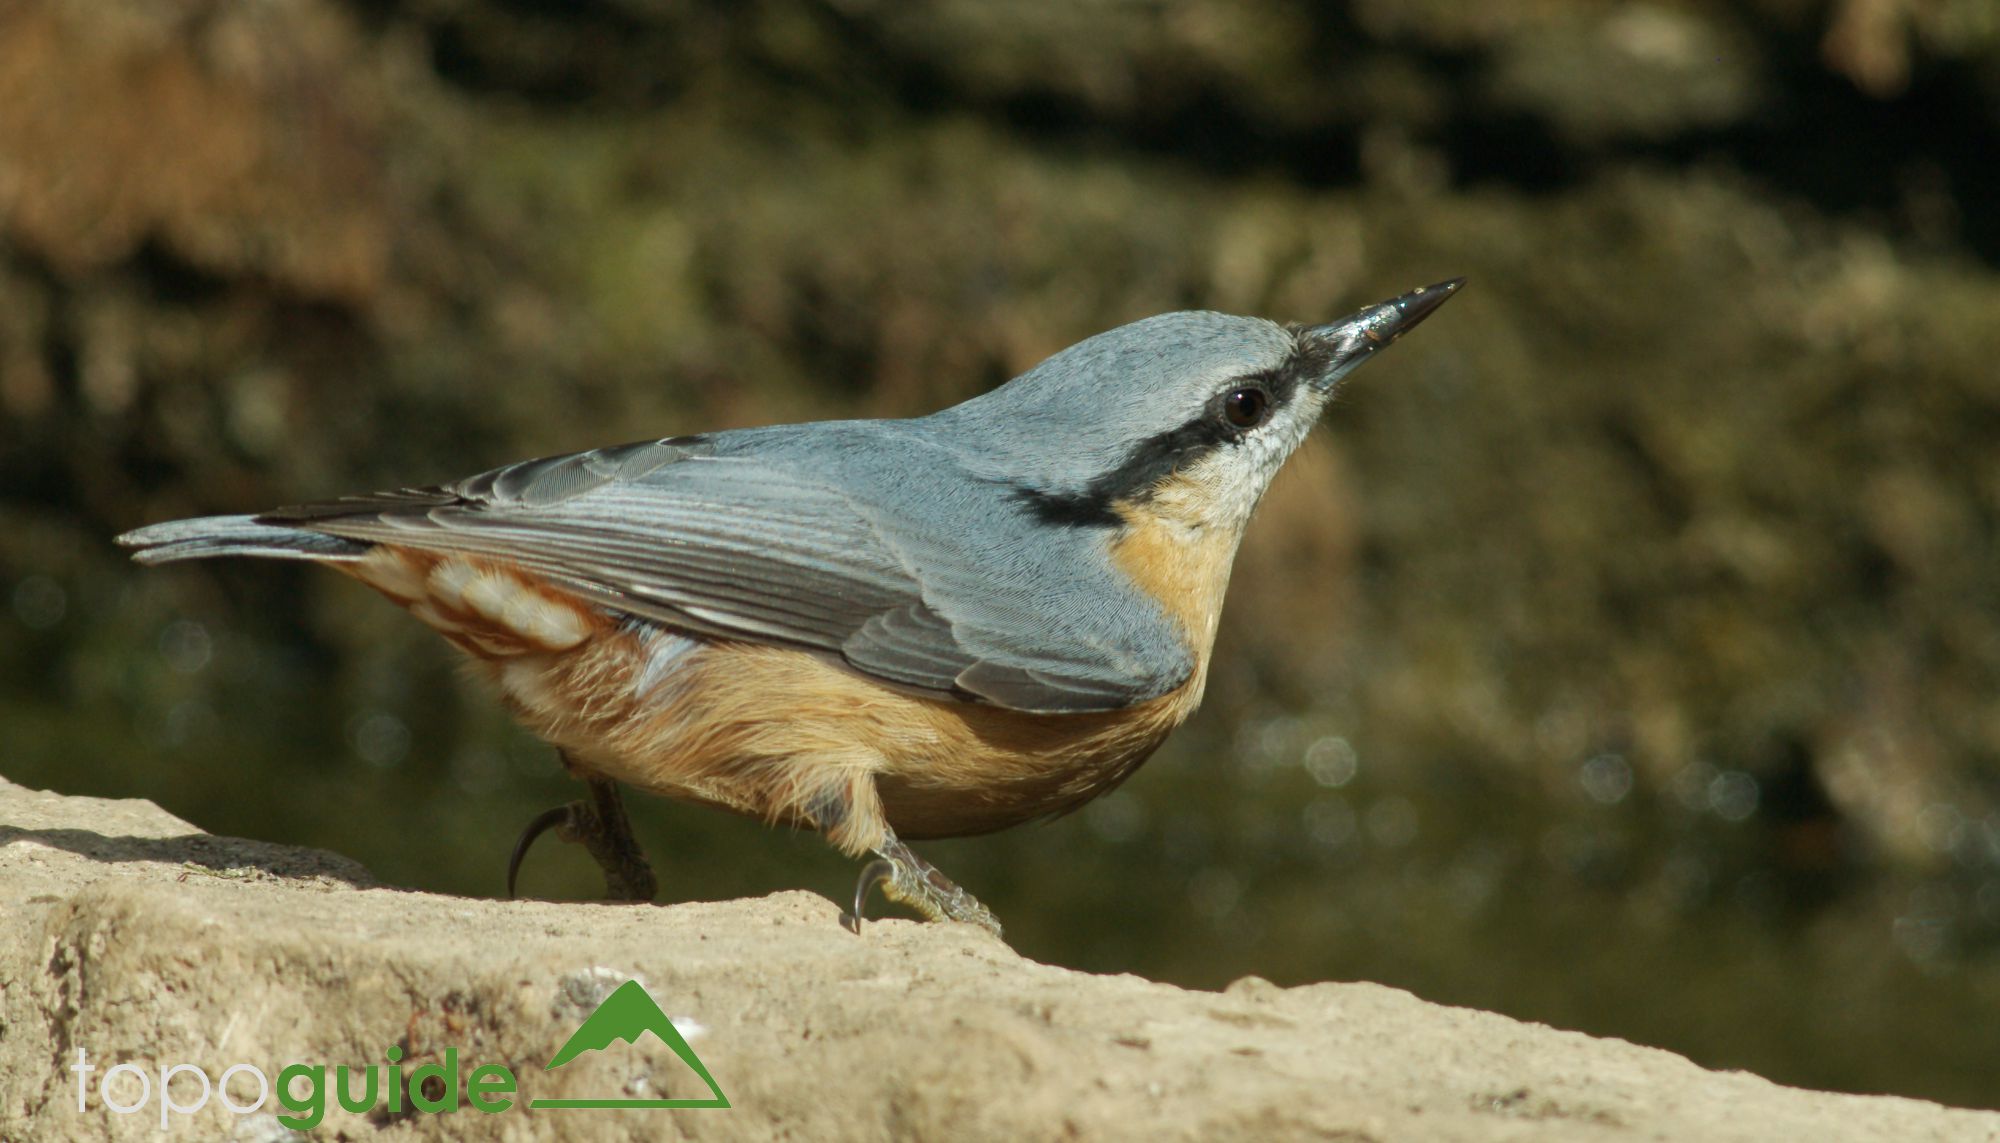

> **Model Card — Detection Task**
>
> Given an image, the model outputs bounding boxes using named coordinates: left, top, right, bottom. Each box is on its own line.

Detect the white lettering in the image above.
left=100, top=1063, right=150, bottom=1115
left=218, top=1064, right=270, bottom=1114
left=160, top=1063, right=211, bottom=1128
left=70, top=1047, right=94, bottom=1112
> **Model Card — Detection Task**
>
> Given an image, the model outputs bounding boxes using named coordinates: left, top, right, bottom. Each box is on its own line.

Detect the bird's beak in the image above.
left=1301, top=277, right=1464, bottom=391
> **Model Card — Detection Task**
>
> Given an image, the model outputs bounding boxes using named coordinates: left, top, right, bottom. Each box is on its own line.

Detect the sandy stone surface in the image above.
left=1, top=774, right=1994, bottom=1142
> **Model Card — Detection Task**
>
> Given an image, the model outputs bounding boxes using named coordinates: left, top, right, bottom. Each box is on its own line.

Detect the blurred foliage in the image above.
left=5, top=0, right=2000, bottom=1110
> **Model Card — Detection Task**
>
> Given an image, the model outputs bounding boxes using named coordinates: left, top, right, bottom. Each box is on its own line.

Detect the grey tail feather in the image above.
left=116, top=515, right=372, bottom=566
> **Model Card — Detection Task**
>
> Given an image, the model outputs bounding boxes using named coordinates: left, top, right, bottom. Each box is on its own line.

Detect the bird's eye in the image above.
left=1221, top=386, right=1271, bottom=430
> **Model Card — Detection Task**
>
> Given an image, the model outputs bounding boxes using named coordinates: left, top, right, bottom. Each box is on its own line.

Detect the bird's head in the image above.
left=948, top=279, right=1464, bottom=537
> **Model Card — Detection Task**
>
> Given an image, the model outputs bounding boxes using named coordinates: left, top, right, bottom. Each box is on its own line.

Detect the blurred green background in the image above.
left=6, top=0, right=2000, bottom=1110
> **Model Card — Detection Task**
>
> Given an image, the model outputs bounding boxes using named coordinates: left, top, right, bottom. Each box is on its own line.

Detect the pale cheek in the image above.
left=1172, top=451, right=1274, bottom=534
left=1229, top=415, right=1320, bottom=525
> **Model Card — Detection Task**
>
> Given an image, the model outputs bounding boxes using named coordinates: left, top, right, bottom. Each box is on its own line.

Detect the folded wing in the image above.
left=259, top=434, right=1188, bottom=713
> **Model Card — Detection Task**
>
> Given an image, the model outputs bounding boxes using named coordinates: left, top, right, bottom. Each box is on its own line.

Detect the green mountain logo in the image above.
left=527, top=979, right=729, bottom=1110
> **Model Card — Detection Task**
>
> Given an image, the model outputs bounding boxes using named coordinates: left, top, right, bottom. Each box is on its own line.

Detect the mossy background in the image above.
left=6, top=0, right=2000, bottom=1109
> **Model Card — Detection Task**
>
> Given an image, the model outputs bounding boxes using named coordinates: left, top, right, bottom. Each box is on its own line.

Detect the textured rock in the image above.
left=2, top=774, right=1995, bottom=1142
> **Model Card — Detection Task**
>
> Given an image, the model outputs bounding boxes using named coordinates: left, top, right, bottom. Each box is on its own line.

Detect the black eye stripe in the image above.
left=1010, top=338, right=1321, bottom=527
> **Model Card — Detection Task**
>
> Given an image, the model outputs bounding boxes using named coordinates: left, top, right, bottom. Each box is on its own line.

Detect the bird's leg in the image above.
left=842, top=834, right=1002, bottom=939
left=799, top=776, right=1001, bottom=937
left=507, top=761, right=657, bottom=903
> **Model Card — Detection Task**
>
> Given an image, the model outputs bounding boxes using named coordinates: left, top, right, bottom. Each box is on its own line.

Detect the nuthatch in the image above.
left=119, top=279, right=1462, bottom=937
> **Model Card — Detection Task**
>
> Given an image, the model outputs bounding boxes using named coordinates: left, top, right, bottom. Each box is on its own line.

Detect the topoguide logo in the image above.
left=68, top=978, right=728, bottom=1130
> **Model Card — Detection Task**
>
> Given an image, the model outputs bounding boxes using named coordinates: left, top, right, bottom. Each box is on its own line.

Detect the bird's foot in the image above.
left=507, top=775, right=657, bottom=902
left=842, top=835, right=1001, bottom=938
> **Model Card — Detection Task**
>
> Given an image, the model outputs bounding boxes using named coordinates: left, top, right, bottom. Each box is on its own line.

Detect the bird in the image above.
left=117, top=279, right=1462, bottom=938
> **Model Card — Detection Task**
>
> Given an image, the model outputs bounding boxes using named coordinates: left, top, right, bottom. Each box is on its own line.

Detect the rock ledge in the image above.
left=1, top=776, right=1993, bottom=1141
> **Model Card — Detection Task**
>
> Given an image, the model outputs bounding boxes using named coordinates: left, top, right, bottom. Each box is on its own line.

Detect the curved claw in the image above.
left=840, top=858, right=896, bottom=935
left=506, top=804, right=574, bottom=899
